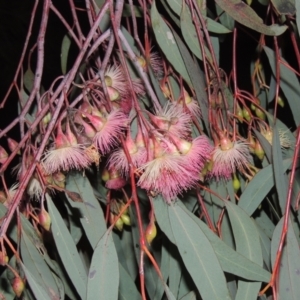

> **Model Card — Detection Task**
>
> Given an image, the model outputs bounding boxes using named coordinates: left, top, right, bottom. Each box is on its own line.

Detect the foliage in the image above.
left=0, top=0, right=300, bottom=299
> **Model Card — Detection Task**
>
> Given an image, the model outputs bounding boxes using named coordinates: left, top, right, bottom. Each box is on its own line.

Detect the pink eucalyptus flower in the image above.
left=137, top=139, right=196, bottom=202
left=108, top=130, right=147, bottom=177
left=85, top=109, right=128, bottom=154
left=149, top=103, right=191, bottom=138
left=43, top=123, right=92, bottom=174
left=210, top=138, right=251, bottom=180
left=104, top=64, right=128, bottom=96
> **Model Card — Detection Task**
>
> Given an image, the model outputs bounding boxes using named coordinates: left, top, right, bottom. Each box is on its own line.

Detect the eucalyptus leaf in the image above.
left=272, top=123, right=289, bottom=213
left=225, top=201, right=263, bottom=299
left=271, top=217, right=300, bottom=300
left=151, top=0, right=191, bottom=84
left=47, top=195, right=87, bottom=299
left=264, top=46, right=300, bottom=125
left=238, top=158, right=292, bottom=216
left=65, top=172, right=107, bottom=249
left=21, top=229, right=61, bottom=299
left=178, top=202, right=271, bottom=282
left=215, top=0, right=287, bottom=36
left=169, top=204, right=231, bottom=300
left=118, top=263, right=141, bottom=300
left=87, top=230, right=119, bottom=300
left=21, top=263, right=53, bottom=300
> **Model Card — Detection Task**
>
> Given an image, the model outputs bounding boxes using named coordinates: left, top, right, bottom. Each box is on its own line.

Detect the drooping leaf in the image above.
left=179, top=291, right=197, bottom=300
left=238, top=158, right=292, bottom=216
left=272, top=123, right=289, bottom=213
left=47, top=195, right=87, bottom=299
left=21, top=263, right=53, bottom=300
left=178, top=202, right=271, bottom=282
left=264, top=46, right=300, bottom=125
left=65, top=172, right=107, bottom=249
left=20, top=229, right=61, bottom=300
left=87, top=230, right=119, bottom=300
left=171, top=29, right=209, bottom=132
left=225, top=201, right=263, bottom=299
left=168, top=204, right=231, bottom=300
left=151, top=0, right=191, bottom=84
left=168, top=243, right=183, bottom=298
left=118, top=263, right=141, bottom=300
left=270, top=0, right=295, bottom=15
left=153, top=196, right=176, bottom=244
left=271, top=217, right=300, bottom=300
left=215, top=0, right=287, bottom=35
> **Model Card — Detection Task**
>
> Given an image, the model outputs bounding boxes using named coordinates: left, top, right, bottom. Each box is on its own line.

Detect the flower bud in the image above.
left=145, top=222, right=157, bottom=245
left=0, top=146, right=8, bottom=164
left=42, top=112, right=52, bottom=125
left=12, top=276, right=25, bottom=297
left=254, top=141, right=264, bottom=160
left=277, top=96, right=284, bottom=107
left=255, top=108, right=265, bottom=120
left=114, top=216, right=124, bottom=232
left=137, top=56, right=146, bottom=68
left=160, top=82, right=171, bottom=98
left=7, top=138, right=20, bottom=154
left=120, top=214, right=131, bottom=226
left=232, top=174, right=241, bottom=193
left=101, top=168, right=110, bottom=182
left=242, top=108, right=251, bottom=122
left=39, top=209, right=51, bottom=231
left=0, top=251, right=9, bottom=266
left=107, top=87, right=120, bottom=101
left=0, top=191, right=7, bottom=204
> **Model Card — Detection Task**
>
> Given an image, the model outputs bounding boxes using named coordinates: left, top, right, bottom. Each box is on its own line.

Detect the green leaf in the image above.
left=61, top=34, right=71, bottom=74
left=151, top=0, right=191, bottom=84
left=238, top=158, right=292, bottom=216
left=168, top=244, right=182, bottom=298
left=215, top=0, right=287, bottom=35
left=169, top=204, right=231, bottom=300
left=171, top=29, right=209, bottom=132
left=21, top=229, right=61, bottom=299
left=87, top=230, right=119, bottom=300
left=118, top=263, right=141, bottom=300
left=179, top=291, right=197, bottom=300
left=264, top=46, right=300, bottom=125
left=47, top=195, right=87, bottom=299
left=153, top=242, right=170, bottom=300
left=270, top=0, right=295, bottom=15
left=153, top=196, right=176, bottom=244
left=178, top=202, right=271, bottom=282
left=65, top=173, right=107, bottom=249
left=21, top=263, right=53, bottom=300
left=271, top=217, right=300, bottom=300
left=180, top=4, right=210, bottom=61
left=166, top=0, right=182, bottom=15
left=225, top=201, right=263, bottom=299
left=272, top=124, right=288, bottom=213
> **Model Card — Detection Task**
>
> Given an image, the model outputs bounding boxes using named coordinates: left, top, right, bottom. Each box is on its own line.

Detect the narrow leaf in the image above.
left=238, top=159, right=291, bottom=216
left=215, top=0, right=287, bottom=35
left=151, top=0, right=191, bottom=84
left=118, top=263, right=141, bottom=300
left=87, top=230, right=119, bottom=300
left=178, top=202, right=271, bottom=282
left=169, top=204, right=231, bottom=300
left=264, top=46, right=300, bottom=125
left=65, top=173, right=107, bottom=249
left=272, top=124, right=289, bottom=213
left=21, top=263, right=53, bottom=300
left=225, top=201, right=263, bottom=299
left=47, top=195, right=87, bottom=299
left=271, top=218, right=300, bottom=300
left=21, top=229, right=60, bottom=299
